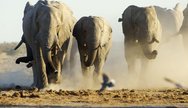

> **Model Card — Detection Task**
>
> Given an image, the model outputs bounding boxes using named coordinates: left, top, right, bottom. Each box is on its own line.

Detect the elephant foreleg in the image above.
left=16, top=57, right=32, bottom=64
left=93, top=59, right=104, bottom=86
left=33, top=43, right=48, bottom=88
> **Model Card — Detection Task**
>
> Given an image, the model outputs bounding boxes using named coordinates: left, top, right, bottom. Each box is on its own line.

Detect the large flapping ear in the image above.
left=31, top=2, right=44, bottom=39
left=24, top=1, right=33, bottom=14
left=73, top=17, right=85, bottom=38
left=99, top=19, right=112, bottom=48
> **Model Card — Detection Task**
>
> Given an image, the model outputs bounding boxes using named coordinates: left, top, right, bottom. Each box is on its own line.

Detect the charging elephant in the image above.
left=73, top=16, right=112, bottom=87
left=18, top=0, right=76, bottom=88
left=118, top=5, right=162, bottom=75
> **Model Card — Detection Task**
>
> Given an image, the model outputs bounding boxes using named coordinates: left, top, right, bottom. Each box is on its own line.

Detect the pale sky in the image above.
left=0, top=0, right=187, bottom=42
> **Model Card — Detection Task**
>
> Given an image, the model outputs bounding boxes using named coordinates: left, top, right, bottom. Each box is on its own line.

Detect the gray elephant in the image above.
left=18, top=0, right=76, bottom=88
left=73, top=16, right=112, bottom=87
left=154, top=3, right=183, bottom=42
left=118, top=6, right=162, bottom=76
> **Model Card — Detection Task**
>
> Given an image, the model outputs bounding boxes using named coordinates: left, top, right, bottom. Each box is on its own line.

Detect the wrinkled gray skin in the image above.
left=179, top=4, right=188, bottom=51
left=118, top=5, right=162, bottom=75
left=19, top=1, right=76, bottom=88
left=73, top=16, right=112, bottom=87
left=154, top=3, right=183, bottom=42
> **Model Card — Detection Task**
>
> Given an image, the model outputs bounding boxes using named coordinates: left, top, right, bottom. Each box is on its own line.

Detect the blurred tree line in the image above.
left=0, top=42, right=25, bottom=56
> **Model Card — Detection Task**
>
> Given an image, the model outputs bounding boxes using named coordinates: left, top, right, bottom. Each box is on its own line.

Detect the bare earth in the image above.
left=0, top=88, right=188, bottom=107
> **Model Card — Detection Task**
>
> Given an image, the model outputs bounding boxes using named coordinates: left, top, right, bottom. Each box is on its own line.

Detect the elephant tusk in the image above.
left=56, top=44, right=62, bottom=51
left=14, top=39, right=24, bottom=50
left=148, top=37, right=159, bottom=44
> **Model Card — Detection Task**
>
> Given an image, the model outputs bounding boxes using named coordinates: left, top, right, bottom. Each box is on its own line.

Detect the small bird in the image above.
left=164, top=77, right=184, bottom=88
left=99, top=73, right=115, bottom=93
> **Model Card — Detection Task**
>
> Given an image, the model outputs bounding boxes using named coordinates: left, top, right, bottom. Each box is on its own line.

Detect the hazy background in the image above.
left=0, top=0, right=187, bottom=42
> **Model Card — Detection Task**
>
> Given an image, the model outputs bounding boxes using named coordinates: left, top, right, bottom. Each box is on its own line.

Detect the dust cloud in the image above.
left=0, top=52, right=33, bottom=88
left=1, top=34, right=188, bottom=90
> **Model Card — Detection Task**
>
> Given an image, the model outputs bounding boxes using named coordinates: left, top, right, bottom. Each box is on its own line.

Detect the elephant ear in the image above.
left=100, top=26, right=112, bottom=47
left=24, top=2, right=33, bottom=15
left=98, top=18, right=112, bottom=47
left=32, top=1, right=45, bottom=39
left=73, top=17, right=85, bottom=38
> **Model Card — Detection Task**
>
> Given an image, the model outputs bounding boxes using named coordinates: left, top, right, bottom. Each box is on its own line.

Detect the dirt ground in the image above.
left=0, top=88, right=188, bottom=107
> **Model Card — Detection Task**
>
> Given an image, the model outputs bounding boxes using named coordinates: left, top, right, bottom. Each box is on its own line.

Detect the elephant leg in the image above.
left=33, top=43, right=48, bottom=88
left=124, top=41, right=138, bottom=74
left=139, top=57, right=149, bottom=87
left=16, top=57, right=32, bottom=64
left=93, top=58, right=104, bottom=88
left=16, top=42, right=33, bottom=63
left=61, top=38, right=70, bottom=75
left=93, top=43, right=111, bottom=88
left=30, top=60, right=37, bottom=87
left=70, top=38, right=78, bottom=70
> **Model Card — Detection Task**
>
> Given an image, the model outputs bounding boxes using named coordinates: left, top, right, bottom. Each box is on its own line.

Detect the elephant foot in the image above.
left=30, top=82, right=37, bottom=88
left=15, top=59, right=21, bottom=64
left=26, top=62, right=32, bottom=68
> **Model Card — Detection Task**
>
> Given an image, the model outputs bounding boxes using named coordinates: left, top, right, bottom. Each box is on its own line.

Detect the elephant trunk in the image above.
left=83, top=32, right=99, bottom=67
left=41, top=45, right=57, bottom=74
left=84, top=48, right=98, bottom=67
left=143, top=49, right=158, bottom=59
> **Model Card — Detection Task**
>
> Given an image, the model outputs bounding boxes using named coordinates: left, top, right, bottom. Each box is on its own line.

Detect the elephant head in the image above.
left=73, top=17, right=100, bottom=66
left=138, top=7, right=162, bottom=59
left=120, top=6, right=161, bottom=59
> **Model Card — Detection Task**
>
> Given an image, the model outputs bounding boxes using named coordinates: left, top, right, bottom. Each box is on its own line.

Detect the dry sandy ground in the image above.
left=0, top=88, right=188, bottom=107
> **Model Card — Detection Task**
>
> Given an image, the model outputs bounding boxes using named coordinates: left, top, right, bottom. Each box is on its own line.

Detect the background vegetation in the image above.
left=0, top=42, right=25, bottom=56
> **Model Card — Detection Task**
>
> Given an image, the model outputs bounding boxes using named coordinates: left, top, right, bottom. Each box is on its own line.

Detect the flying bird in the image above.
left=99, top=73, right=115, bottom=93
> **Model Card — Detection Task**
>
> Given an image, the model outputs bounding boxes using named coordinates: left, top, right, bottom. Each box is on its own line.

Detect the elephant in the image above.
left=18, top=0, right=76, bottom=88
left=73, top=16, right=112, bottom=88
left=179, top=4, right=188, bottom=51
left=118, top=5, right=162, bottom=78
left=154, top=3, right=184, bottom=42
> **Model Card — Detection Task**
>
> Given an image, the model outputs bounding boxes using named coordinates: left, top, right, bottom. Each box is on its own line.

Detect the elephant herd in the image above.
left=14, top=0, right=188, bottom=89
